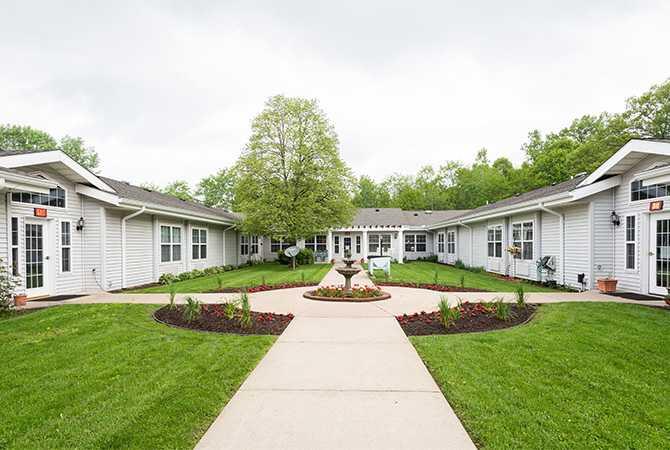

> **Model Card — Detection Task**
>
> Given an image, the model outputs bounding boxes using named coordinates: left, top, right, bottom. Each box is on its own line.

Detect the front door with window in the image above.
left=342, top=236, right=352, bottom=257
left=649, top=213, right=670, bottom=295
left=25, top=221, right=51, bottom=297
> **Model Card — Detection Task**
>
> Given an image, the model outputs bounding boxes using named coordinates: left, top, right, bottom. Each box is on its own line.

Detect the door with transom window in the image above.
left=24, top=220, right=51, bottom=298
left=649, top=213, right=670, bottom=295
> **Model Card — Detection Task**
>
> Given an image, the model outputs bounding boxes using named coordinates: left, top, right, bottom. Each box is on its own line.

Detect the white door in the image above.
left=24, top=220, right=51, bottom=298
left=649, top=213, right=670, bottom=295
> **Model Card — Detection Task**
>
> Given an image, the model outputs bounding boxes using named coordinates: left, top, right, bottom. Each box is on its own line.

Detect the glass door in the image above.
left=25, top=221, right=50, bottom=297
left=650, top=215, right=670, bottom=295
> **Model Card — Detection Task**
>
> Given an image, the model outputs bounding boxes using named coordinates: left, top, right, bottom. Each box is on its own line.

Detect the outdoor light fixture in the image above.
left=76, top=216, right=85, bottom=231
left=610, top=211, right=620, bottom=227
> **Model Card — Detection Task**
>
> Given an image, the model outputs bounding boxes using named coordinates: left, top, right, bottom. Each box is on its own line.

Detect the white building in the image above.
left=2, top=138, right=670, bottom=298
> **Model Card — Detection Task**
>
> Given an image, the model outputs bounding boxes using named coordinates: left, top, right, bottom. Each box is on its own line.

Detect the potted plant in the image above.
left=665, top=289, right=670, bottom=307
left=596, top=277, right=618, bottom=294
left=13, top=289, right=27, bottom=307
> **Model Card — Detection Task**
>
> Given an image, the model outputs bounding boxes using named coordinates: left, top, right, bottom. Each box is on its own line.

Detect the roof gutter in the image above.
left=538, top=202, right=565, bottom=286
left=121, top=206, right=146, bottom=289
left=119, top=200, right=236, bottom=226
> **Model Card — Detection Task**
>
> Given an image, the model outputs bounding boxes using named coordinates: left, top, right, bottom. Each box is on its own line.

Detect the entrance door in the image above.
left=343, top=237, right=352, bottom=257
left=650, top=213, right=670, bottom=295
left=25, top=221, right=50, bottom=297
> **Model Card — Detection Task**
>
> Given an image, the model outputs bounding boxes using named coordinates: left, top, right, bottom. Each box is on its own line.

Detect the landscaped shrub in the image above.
left=277, top=248, right=314, bottom=266
left=438, top=296, right=460, bottom=328
left=313, top=285, right=384, bottom=299
left=223, top=299, right=238, bottom=320
left=454, top=259, right=466, bottom=270
left=0, top=259, right=17, bottom=312
left=182, top=296, right=201, bottom=322
left=418, top=255, right=438, bottom=263
left=239, top=291, right=252, bottom=328
left=453, top=260, right=485, bottom=273
left=515, top=285, right=526, bottom=309
left=459, top=274, right=466, bottom=289
left=158, top=273, right=177, bottom=285
left=433, top=270, right=439, bottom=285
left=177, top=271, right=193, bottom=282
left=494, top=298, right=512, bottom=321
left=216, top=275, right=225, bottom=290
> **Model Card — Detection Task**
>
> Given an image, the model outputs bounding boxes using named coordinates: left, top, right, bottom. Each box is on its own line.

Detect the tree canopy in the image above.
left=234, top=95, right=355, bottom=240
left=0, top=124, right=100, bottom=171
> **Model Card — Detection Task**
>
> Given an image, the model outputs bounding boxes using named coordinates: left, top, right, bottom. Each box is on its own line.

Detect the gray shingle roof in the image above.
left=446, top=174, right=589, bottom=222
left=99, top=176, right=240, bottom=222
left=351, top=208, right=470, bottom=227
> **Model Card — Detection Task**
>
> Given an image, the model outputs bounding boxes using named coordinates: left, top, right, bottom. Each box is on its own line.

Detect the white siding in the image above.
left=539, top=211, right=562, bottom=284
left=591, top=190, right=615, bottom=283
left=471, top=222, right=488, bottom=268
left=563, top=204, right=591, bottom=289
left=125, top=214, right=154, bottom=287
left=105, top=210, right=123, bottom=290
left=224, top=229, right=238, bottom=266
left=81, top=199, right=105, bottom=293
left=456, top=225, right=471, bottom=265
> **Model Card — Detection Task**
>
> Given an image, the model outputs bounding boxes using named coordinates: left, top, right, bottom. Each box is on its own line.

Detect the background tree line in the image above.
left=1, top=79, right=668, bottom=212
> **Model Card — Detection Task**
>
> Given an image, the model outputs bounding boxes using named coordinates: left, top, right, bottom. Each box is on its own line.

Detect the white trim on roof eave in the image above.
left=0, top=150, right=116, bottom=193
left=578, top=139, right=670, bottom=187
left=119, top=199, right=237, bottom=225
left=75, top=184, right=120, bottom=206
left=0, top=170, right=57, bottom=194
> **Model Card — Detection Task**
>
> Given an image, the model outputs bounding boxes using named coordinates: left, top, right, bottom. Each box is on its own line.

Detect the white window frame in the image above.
left=160, top=225, right=182, bottom=263
left=355, top=235, right=361, bottom=253
left=250, top=235, right=259, bottom=255
left=61, top=220, right=72, bottom=273
left=305, top=235, right=327, bottom=252
left=437, top=232, right=445, bottom=253
left=192, top=227, right=208, bottom=261
left=447, top=231, right=456, bottom=255
left=11, top=184, right=67, bottom=209
left=240, top=234, right=249, bottom=255
left=512, top=221, right=534, bottom=261
left=625, top=215, right=636, bottom=270
left=487, top=225, right=503, bottom=258
left=10, top=217, right=19, bottom=276
left=270, top=238, right=295, bottom=253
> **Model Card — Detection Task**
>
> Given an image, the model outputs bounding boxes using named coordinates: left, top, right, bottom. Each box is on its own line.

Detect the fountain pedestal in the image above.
left=336, top=258, right=360, bottom=296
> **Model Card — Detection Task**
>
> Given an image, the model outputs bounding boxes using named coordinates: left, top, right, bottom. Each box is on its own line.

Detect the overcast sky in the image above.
left=1, top=1, right=669, bottom=186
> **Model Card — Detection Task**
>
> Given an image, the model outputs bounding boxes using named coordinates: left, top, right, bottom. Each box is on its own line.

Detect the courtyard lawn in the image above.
left=370, top=260, right=558, bottom=292
left=132, top=262, right=331, bottom=293
left=0, top=305, right=274, bottom=449
left=412, top=302, right=670, bottom=449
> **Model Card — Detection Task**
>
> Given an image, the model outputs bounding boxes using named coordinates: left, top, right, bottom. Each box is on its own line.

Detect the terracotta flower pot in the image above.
left=14, top=294, right=28, bottom=307
left=596, top=278, right=618, bottom=294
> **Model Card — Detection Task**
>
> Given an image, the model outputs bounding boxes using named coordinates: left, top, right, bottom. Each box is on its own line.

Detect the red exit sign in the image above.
left=34, top=208, right=48, bottom=218
left=650, top=200, right=664, bottom=212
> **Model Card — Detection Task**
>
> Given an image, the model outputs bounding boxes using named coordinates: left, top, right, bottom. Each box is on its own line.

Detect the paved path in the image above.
left=318, top=263, right=376, bottom=287
left=195, top=315, right=475, bottom=450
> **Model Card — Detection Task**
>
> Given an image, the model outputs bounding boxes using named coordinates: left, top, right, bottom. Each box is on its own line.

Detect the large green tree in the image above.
left=162, top=180, right=194, bottom=202
left=352, top=176, right=391, bottom=208
left=235, top=95, right=355, bottom=241
left=196, top=168, right=237, bottom=210
left=0, top=124, right=100, bottom=171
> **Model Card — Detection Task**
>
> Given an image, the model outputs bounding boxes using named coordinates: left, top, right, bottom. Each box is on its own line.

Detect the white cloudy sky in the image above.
left=1, top=1, right=669, bottom=186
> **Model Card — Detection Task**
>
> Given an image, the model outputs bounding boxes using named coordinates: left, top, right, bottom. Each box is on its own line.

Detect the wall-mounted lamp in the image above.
left=610, top=211, right=620, bottom=227
left=76, top=216, right=86, bottom=231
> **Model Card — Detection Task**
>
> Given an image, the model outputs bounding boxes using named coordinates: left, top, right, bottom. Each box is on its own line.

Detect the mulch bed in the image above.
left=303, top=290, right=391, bottom=302
left=213, top=282, right=318, bottom=293
left=154, top=304, right=294, bottom=335
left=376, top=281, right=485, bottom=292
left=397, top=302, right=536, bottom=336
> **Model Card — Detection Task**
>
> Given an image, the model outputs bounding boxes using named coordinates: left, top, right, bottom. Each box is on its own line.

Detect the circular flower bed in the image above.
left=303, top=285, right=391, bottom=302
left=154, top=304, right=293, bottom=335
left=397, top=301, right=536, bottom=335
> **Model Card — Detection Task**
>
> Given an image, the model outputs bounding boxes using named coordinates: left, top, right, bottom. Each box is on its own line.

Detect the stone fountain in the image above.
left=336, top=252, right=360, bottom=296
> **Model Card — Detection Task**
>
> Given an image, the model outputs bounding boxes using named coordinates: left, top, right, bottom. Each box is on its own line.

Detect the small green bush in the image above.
left=494, top=298, right=512, bottom=321
left=515, top=285, right=526, bottom=309
left=438, top=296, right=460, bottom=329
left=239, top=290, right=252, bottom=329
left=433, top=270, right=439, bottom=285
left=158, top=273, right=176, bottom=285
left=223, top=300, right=238, bottom=320
left=277, top=248, right=314, bottom=266
left=182, top=296, right=201, bottom=322
left=454, top=259, right=466, bottom=270
left=459, top=274, right=465, bottom=289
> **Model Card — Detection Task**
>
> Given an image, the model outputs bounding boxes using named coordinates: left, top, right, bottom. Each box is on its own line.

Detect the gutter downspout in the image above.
left=458, top=221, right=473, bottom=267
left=539, top=203, right=565, bottom=286
left=121, top=206, right=146, bottom=289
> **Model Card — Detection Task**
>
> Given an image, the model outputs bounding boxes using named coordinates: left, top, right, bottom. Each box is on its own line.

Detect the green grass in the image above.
left=411, top=303, right=670, bottom=449
left=132, top=263, right=332, bottom=293
left=0, top=305, right=275, bottom=449
left=369, top=260, right=558, bottom=292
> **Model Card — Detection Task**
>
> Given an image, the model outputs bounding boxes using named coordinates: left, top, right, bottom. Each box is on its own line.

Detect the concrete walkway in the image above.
left=196, top=315, right=476, bottom=450
left=317, top=263, right=376, bottom=287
